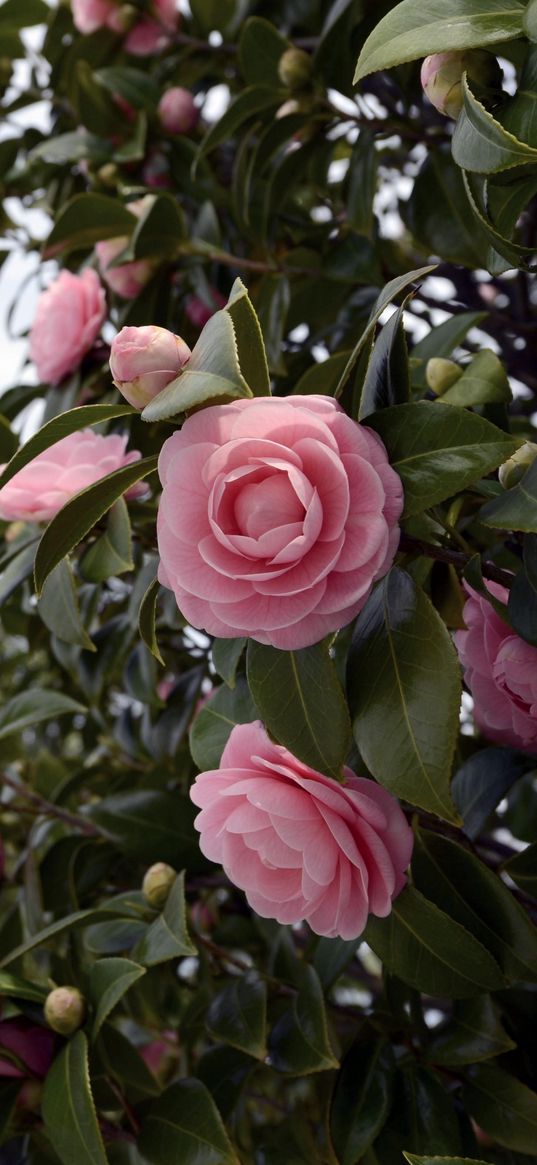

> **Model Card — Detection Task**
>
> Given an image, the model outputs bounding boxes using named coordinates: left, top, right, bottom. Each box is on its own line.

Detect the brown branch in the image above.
left=399, top=533, right=514, bottom=589
left=1, top=772, right=98, bottom=837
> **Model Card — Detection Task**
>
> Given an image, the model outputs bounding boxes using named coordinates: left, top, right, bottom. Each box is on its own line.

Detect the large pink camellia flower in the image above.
left=190, top=721, right=413, bottom=939
left=157, top=395, right=403, bottom=649
left=455, top=581, right=537, bottom=751
left=0, top=430, right=146, bottom=524
left=29, top=269, right=106, bottom=385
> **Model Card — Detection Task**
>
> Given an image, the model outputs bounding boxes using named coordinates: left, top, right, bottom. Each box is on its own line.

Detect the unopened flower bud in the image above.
left=110, top=325, right=191, bottom=409
left=278, top=47, right=313, bottom=91
left=421, top=50, right=501, bottom=119
left=426, top=357, right=463, bottom=395
left=44, top=987, right=85, bottom=1036
left=97, top=163, right=118, bottom=187
left=499, top=441, right=537, bottom=489
left=142, top=862, right=176, bottom=908
left=158, top=88, right=199, bottom=135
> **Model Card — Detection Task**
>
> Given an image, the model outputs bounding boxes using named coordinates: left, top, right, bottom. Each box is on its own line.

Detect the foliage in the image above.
left=0, top=1, right=537, bottom=1163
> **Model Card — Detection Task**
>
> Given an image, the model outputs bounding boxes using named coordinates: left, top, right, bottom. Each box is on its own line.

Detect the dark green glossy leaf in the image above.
left=141, top=310, right=251, bottom=421
left=480, top=455, right=537, bottom=531
left=368, top=402, right=517, bottom=517
left=247, top=640, right=352, bottom=781
left=359, top=303, right=410, bottom=420
left=42, top=1031, right=109, bottom=1165
left=128, top=194, right=185, bottom=259
left=426, top=995, right=516, bottom=1066
left=45, top=194, right=137, bottom=258
left=0, top=971, right=48, bottom=1002
left=80, top=499, right=133, bottom=583
left=330, top=1040, right=394, bottom=1164
left=196, top=86, right=281, bottom=167
left=440, top=349, right=511, bottom=406
left=312, top=937, right=358, bottom=990
left=412, top=312, right=488, bottom=379
left=137, top=573, right=164, bottom=666
left=89, top=958, right=146, bottom=1040
left=189, top=676, right=259, bottom=770
left=0, top=539, right=39, bottom=607
left=452, top=746, right=532, bottom=838
left=404, top=1157, right=489, bottom=1165
left=207, top=971, right=267, bottom=1059
left=507, top=534, right=537, bottom=645
left=238, top=17, right=289, bottom=87
left=407, top=149, right=491, bottom=270
left=453, top=76, right=537, bottom=175
left=365, top=885, right=505, bottom=997
left=88, top=792, right=205, bottom=870
left=376, top=1063, right=460, bottom=1159
left=347, top=568, right=460, bottom=822
left=0, top=404, right=136, bottom=491
left=211, top=638, right=246, bottom=688
left=38, top=558, right=95, bottom=650
left=0, top=688, right=85, bottom=742
left=138, top=1079, right=240, bottom=1165
left=268, top=964, right=339, bottom=1075
left=463, top=1062, right=537, bottom=1154
left=134, top=873, right=196, bottom=966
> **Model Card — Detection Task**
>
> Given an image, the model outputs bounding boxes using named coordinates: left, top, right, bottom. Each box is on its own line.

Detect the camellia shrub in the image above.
left=1, top=0, right=537, bottom=1162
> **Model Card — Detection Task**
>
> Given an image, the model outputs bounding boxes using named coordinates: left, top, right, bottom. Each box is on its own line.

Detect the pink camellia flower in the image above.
left=0, top=1018, right=55, bottom=1080
left=124, top=0, right=179, bottom=56
left=0, top=430, right=146, bottom=524
left=455, top=582, right=537, bottom=752
left=158, top=87, right=199, bottom=134
left=157, top=395, right=403, bottom=650
left=420, top=50, right=501, bottom=119
left=185, top=289, right=226, bottom=330
left=71, top=0, right=125, bottom=34
left=29, top=269, right=106, bottom=385
left=110, top=325, right=191, bottom=409
left=190, top=721, right=413, bottom=939
left=95, top=197, right=156, bottom=300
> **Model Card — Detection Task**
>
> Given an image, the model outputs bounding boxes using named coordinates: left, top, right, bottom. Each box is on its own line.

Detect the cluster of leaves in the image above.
left=0, top=1, right=537, bottom=1163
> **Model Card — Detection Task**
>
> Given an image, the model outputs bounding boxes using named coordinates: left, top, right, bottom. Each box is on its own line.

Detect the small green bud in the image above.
left=499, top=441, right=537, bottom=489
left=421, top=50, right=502, bottom=119
left=278, top=48, right=312, bottom=91
left=44, top=986, right=85, bottom=1036
left=426, top=357, right=463, bottom=395
left=142, top=862, right=176, bottom=909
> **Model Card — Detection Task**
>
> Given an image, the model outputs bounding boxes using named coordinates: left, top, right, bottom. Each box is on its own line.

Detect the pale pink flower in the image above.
left=29, top=269, right=106, bottom=385
left=110, top=325, right=191, bottom=409
left=0, top=430, right=146, bottom=524
left=158, top=88, right=199, bottom=134
left=95, top=197, right=155, bottom=300
left=157, top=395, right=403, bottom=650
left=185, top=290, right=226, bottom=330
left=71, top=0, right=124, bottom=34
left=190, top=721, right=413, bottom=940
left=124, top=0, right=180, bottom=56
left=0, top=1019, right=55, bottom=1080
left=455, top=582, right=537, bottom=751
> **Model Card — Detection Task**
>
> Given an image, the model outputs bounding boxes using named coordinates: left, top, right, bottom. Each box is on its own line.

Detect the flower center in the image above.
left=234, top=474, right=305, bottom=539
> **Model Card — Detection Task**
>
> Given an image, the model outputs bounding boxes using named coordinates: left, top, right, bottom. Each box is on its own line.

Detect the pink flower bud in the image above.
left=110, top=325, right=191, bottom=409
left=158, top=87, right=199, bottom=135
left=185, top=290, right=226, bottom=330
left=421, top=50, right=501, bottom=119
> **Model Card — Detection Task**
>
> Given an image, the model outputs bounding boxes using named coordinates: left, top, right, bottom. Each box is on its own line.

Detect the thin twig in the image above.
left=399, top=533, right=514, bottom=589
left=1, top=771, right=98, bottom=837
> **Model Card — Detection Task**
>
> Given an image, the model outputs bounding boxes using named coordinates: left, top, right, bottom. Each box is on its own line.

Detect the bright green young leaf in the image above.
left=358, top=302, right=410, bottom=419
left=138, top=1078, right=241, bottom=1165
left=368, top=401, right=517, bottom=517
left=89, top=957, right=146, bottom=1040
left=207, top=970, right=267, bottom=1060
left=45, top=194, right=137, bottom=258
left=365, top=886, right=505, bottom=997
left=354, top=0, right=526, bottom=83
left=452, top=76, right=537, bottom=174
left=225, top=277, right=271, bottom=396
left=34, top=455, right=157, bottom=596
left=426, top=995, right=516, bottom=1066
left=347, top=569, right=461, bottom=822
left=38, top=557, right=95, bottom=650
left=0, top=404, right=136, bottom=491
left=42, top=1031, right=110, bottom=1165
left=480, top=455, right=537, bottom=531
left=80, top=498, right=134, bottom=583
left=439, top=349, right=511, bottom=406
left=141, top=310, right=252, bottom=421
left=268, top=964, right=339, bottom=1075
left=134, top=872, right=196, bottom=966
left=330, top=1040, right=394, bottom=1164
left=0, top=688, right=85, bottom=743
left=189, top=676, right=259, bottom=770
left=463, top=1062, right=537, bottom=1154
left=247, top=640, right=352, bottom=781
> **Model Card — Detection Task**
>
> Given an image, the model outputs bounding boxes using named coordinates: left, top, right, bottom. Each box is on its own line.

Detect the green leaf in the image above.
left=225, top=277, right=271, bottom=397
left=88, top=791, right=205, bottom=870
left=412, top=311, right=488, bottom=383
left=211, top=637, right=246, bottom=688
left=354, top=0, right=526, bottom=82
left=462, top=169, right=532, bottom=272
left=359, top=303, right=410, bottom=420
left=452, top=76, right=537, bottom=174
left=134, top=873, right=196, bottom=966
left=45, top=194, right=137, bottom=258
left=365, top=886, right=505, bottom=997
left=503, top=842, right=537, bottom=896
left=377, top=1064, right=461, bottom=1158
left=404, top=1157, right=490, bottom=1165
left=138, top=1079, right=240, bottom=1165
left=38, top=558, right=95, bottom=650
left=525, top=0, right=537, bottom=40
left=330, top=1040, right=394, bottom=1164
left=138, top=573, right=164, bottom=666
left=452, top=747, right=532, bottom=838
left=334, top=267, right=436, bottom=399
left=347, top=568, right=460, bottom=822
left=42, top=1031, right=109, bottom=1165
left=0, top=0, right=49, bottom=27
left=127, top=193, right=185, bottom=259
left=439, top=349, right=511, bottom=406
left=268, top=964, right=339, bottom=1075
left=189, top=676, right=259, bottom=770
left=480, top=455, right=537, bottom=531
left=207, top=970, right=267, bottom=1060
left=0, top=539, right=38, bottom=607
left=141, top=310, right=252, bottom=421
left=196, top=86, right=281, bottom=168
left=367, top=401, right=517, bottom=517
left=80, top=497, right=133, bottom=584
left=412, top=829, right=537, bottom=982
left=0, top=404, right=136, bottom=491
left=346, top=129, right=378, bottom=236
left=312, top=937, right=358, bottom=990
left=247, top=640, right=352, bottom=781
left=34, top=455, right=157, bottom=596
left=238, top=17, right=289, bottom=87
left=0, top=688, right=85, bottom=742
left=406, top=149, right=492, bottom=270
left=507, top=534, right=537, bottom=645
left=463, top=1062, right=537, bottom=1154
left=426, top=996, right=516, bottom=1066
left=89, top=958, right=146, bottom=1040
left=0, top=971, right=48, bottom=1003
left=0, top=415, right=17, bottom=462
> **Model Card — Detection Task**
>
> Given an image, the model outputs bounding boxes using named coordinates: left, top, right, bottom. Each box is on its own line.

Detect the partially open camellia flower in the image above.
left=420, top=49, right=501, bottom=119
left=455, top=582, right=537, bottom=752
left=29, top=269, right=106, bottom=385
left=71, top=0, right=126, bottom=34
left=0, top=430, right=146, bottom=524
left=124, top=0, right=180, bottom=55
left=157, top=395, right=403, bottom=649
left=95, top=198, right=156, bottom=300
left=110, top=325, right=191, bottom=409
left=190, top=721, right=413, bottom=940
